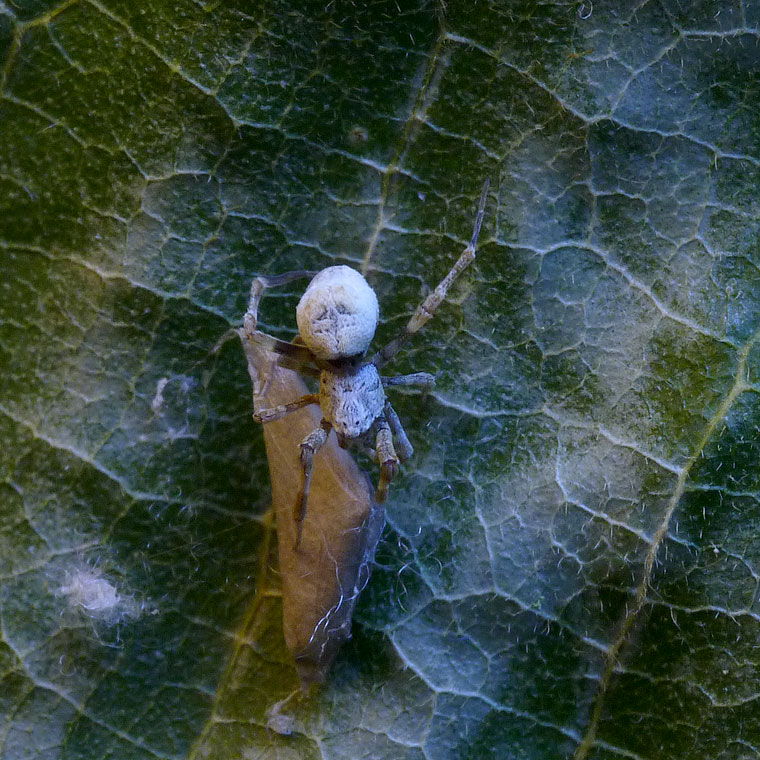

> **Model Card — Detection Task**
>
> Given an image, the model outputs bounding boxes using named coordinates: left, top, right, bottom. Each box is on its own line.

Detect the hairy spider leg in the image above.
left=296, top=419, right=332, bottom=547
left=253, top=393, right=320, bottom=423
left=244, top=270, right=321, bottom=377
left=243, top=269, right=319, bottom=338
left=384, top=401, right=413, bottom=462
left=371, top=178, right=490, bottom=369
left=374, top=414, right=399, bottom=503
left=381, top=372, right=436, bottom=389
left=354, top=442, right=378, bottom=460
left=383, top=372, right=435, bottom=405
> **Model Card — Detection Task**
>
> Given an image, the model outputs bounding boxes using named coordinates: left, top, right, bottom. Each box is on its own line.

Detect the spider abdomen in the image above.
left=319, top=363, right=385, bottom=439
left=297, top=266, right=379, bottom=360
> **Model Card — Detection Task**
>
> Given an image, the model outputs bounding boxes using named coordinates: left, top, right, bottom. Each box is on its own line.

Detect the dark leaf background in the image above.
left=1, top=1, right=759, bottom=758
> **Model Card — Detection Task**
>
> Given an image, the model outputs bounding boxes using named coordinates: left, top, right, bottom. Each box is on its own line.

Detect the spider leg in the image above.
left=362, top=445, right=379, bottom=461
left=374, top=414, right=399, bottom=503
left=384, top=401, right=413, bottom=462
left=253, top=394, right=320, bottom=423
left=243, top=272, right=320, bottom=376
left=334, top=430, right=377, bottom=459
left=295, top=419, right=332, bottom=547
left=243, top=269, right=319, bottom=337
left=381, top=372, right=435, bottom=389
left=371, top=179, right=489, bottom=369
left=354, top=440, right=379, bottom=460
left=248, top=332, right=320, bottom=377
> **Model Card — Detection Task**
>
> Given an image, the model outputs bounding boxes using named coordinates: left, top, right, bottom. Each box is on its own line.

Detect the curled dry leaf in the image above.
left=240, top=334, right=385, bottom=686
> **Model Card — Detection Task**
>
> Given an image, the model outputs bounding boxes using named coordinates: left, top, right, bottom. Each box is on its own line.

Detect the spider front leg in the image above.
left=374, top=414, right=399, bottom=503
left=295, top=419, right=332, bottom=547
left=372, top=179, right=489, bottom=369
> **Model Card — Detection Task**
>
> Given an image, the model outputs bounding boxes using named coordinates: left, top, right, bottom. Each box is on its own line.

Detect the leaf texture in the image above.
left=1, top=1, right=759, bottom=758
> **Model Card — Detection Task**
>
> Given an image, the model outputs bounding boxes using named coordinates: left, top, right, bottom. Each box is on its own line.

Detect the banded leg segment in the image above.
left=243, top=269, right=319, bottom=338
left=384, top=401, right=413, bottom=462
left=253, top=394, right=319, bottom=423
left=295, top=419, right=332, bottom=547
left=372, top=179, right=490, bottom=369
left=374, top=414, right=399, bottom=503
left=243, top=270, right=321, bottom=376
left=381, top=372, right=435, bottom=389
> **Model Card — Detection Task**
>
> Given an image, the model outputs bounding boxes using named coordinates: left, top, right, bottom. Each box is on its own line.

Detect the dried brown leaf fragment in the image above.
left=240, top=335, right=384, bottom=686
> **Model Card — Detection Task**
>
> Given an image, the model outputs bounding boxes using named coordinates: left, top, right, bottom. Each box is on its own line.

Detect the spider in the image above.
left=244, top=179, right=489, bottom=547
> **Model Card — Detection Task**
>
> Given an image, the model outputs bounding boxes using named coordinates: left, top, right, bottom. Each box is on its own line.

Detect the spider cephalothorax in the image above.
left=244, top=180, right=489, bottom=546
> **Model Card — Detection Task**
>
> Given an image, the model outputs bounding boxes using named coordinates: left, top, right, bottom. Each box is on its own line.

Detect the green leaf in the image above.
left=1, top=1, right=759, bottom=757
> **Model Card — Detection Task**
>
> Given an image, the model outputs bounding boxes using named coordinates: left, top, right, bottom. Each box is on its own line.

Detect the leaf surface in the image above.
left=1, top=1, right=759, bottom=758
